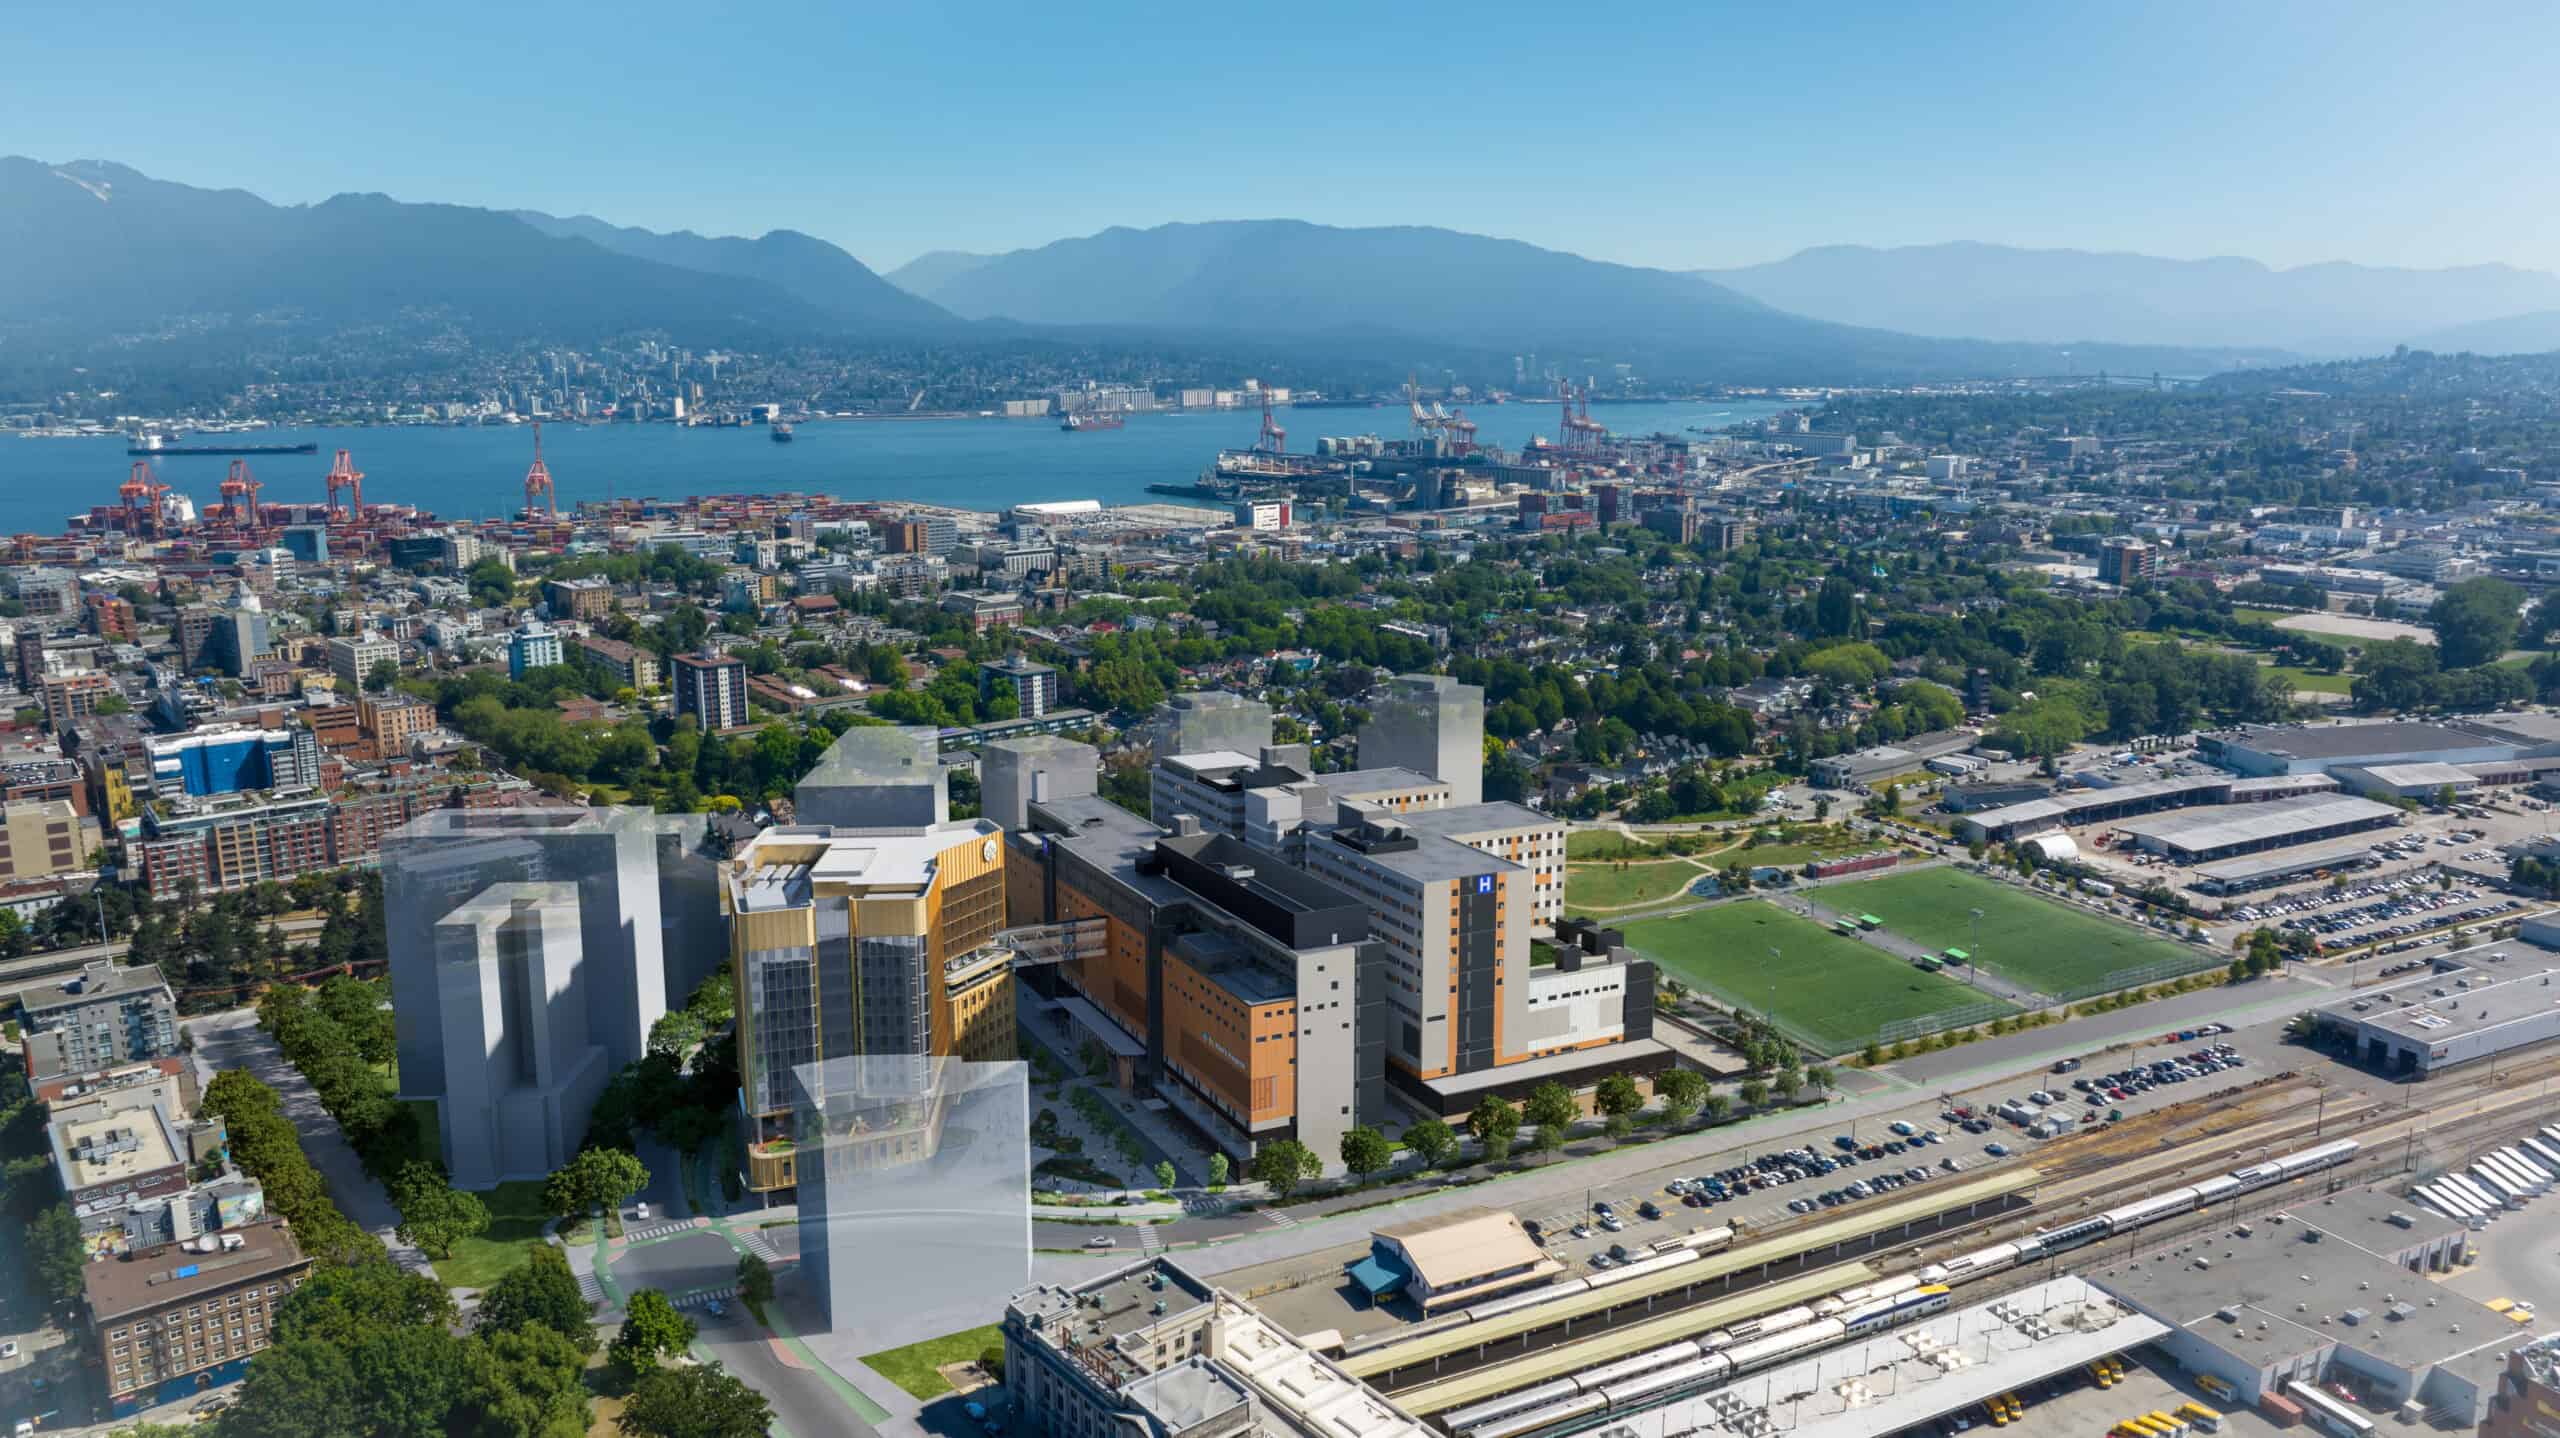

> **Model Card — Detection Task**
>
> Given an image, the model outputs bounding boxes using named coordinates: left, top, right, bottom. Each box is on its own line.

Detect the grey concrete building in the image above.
left=2088, top=1184, right=2500, bottom=1426
left=1154, top=690, right=1274, bottom=759
left=795, top=725, right=947, bottom=830
left=384, top=807, right=721, bottom=1181
left=981, top=735, right=1097, bottom=831
left=1359, top=674, right=1485, bottom=806
left=430, top=882, right=608, bottom=1187
left=18, top=962, right=178, bottom=1081
left=2311, top=964, right=2560, bottom=1077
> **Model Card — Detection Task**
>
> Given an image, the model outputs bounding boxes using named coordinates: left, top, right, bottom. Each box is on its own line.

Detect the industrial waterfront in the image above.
left=0, top=399, right=1794, bottom=533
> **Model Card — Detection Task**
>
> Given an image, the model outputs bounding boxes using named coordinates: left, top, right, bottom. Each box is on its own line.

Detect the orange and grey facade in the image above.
left=722, top=818, right=1010, bottom=1198
left=1009, top=796, right=1385, bottom=1173
left=1305, top=812, right=1664, bottom=1118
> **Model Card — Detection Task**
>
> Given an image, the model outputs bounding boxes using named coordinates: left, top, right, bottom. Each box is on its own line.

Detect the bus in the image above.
left=1834, top=920, right=1860, bottom=938
left=1857, top=914, right=1884, bottom=931
left=1942, top=948, right=1971, bottom=968
left=2178, top=1402, right=2223, bottom=1433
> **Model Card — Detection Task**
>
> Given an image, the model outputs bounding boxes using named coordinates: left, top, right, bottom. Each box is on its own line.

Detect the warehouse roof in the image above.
left=2193, top=839, right=2383, bottom=885
left=2318, top=965, right=2560, bottom=1044
left=2335, top=762, right=2483, bottom=790
left=2113, top=794, right=2401, bottom=852
left=2089, top=1203, right=2512, bottom=1376
left=2211, top=721, right=2506, bottom=762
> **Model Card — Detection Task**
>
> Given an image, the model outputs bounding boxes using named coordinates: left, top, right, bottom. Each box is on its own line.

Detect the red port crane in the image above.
left=523, top=421, right=556, bottom=521
left=1255, top=391, right=1287, bottom=455
left=325, top=449, right=365, bottom=521
left=218, top=459, right=265, bottom=534
left=119, top=460, right=169, bottom=537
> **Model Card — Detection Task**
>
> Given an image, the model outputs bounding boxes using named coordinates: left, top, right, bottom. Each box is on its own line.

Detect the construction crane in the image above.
left=522, top=422, right=556, bottom=522
left=119, top=460, right=168, bottom=537
left=325, top=449, right=365, bottom=522
left=1255, top=390, right=1287, bottom=455
left=1447, top=407, right=1478, bottom=456
left=217, top=459, right=264, bottom=535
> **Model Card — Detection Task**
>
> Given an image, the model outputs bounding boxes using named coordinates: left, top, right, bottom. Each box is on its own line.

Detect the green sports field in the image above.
left=1819, top=868, right=2211, bottom=996
left=1621, top=902, right=2011, bottom=1055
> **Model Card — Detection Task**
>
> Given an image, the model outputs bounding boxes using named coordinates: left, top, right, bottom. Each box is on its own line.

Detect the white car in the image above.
left=633, top=1202, right=650, bottom=1221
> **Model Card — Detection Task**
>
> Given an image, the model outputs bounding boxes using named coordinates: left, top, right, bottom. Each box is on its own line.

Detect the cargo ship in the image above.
left=1061, top=411, right=1126, bottom=432
left=770, top=421, right=794, bottom=443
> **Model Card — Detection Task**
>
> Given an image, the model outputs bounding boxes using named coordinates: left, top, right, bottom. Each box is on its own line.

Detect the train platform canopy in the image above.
left=1589, top=1279, right=2165, bottom=1438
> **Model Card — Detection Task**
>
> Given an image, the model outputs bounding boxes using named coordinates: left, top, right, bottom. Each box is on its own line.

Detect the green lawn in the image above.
left=433, top=1179, right=555, bottom=1290
left=1566, top=859, right=1707, bottom=910
left=2264, top=664, right=2354, bottom=695
left=1725, top=837, right=1879, bottom=869
left=2233, top=606, right=2291, bottom=625
left=1566, top=830, right=1661, bottom=860
left=862, top=1323, right=1007, bottom=1400
left=1622, top=902, right=2009, bottom=1054
left=1818, top=868, right=2210, bottom=996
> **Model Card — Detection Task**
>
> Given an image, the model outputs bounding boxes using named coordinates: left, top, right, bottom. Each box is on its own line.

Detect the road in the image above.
left=187, top=1006, right=428, bottom=1273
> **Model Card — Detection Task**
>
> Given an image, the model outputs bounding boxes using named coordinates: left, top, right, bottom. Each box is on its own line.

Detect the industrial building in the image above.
left=2109, top=793, right=2403, bottom=863
left=2333, top=761, right=2484, bottom=801
left=2085, top=1184, right=2500, bottom=1426
left=2311, top=964, right=2560, bottom=1077
left=2203, top=717, right=2560, bottom=780
left=2190, top=839, right=2381, bottom=896
left=1952, top=773, right=2337, bottom=845
left=1807, top=730, right=1979, bottom=790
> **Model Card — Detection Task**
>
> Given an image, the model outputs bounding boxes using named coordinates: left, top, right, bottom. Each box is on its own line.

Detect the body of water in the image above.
left=0, top=398, right=1796, bottom=533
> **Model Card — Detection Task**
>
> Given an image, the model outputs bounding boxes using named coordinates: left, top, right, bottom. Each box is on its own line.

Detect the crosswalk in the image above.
left=625, top=1220, right=697, bottom=1244
left=739, top=1228, right=783, bottom=1262
left=576, top=1270, right=605, bottom=1304
left=1137, top=1223, right=1164, bottom=1253
left=1261, top=1208, right=1300, bottom=1231
left=673, top=1285, right=737, bottom=1311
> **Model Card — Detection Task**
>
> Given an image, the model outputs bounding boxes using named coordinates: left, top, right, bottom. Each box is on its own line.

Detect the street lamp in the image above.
left=1968, top=907, right=1984, bottom=984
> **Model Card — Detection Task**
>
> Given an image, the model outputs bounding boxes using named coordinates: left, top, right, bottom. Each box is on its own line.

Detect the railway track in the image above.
left=1384, top=1043, right=2560, bottom=1412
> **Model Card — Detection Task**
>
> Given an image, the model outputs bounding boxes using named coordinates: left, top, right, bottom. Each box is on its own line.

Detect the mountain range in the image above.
left=8, top=157, right=2560, bottom=386
left=1696, top=241, right=2560, bottom=355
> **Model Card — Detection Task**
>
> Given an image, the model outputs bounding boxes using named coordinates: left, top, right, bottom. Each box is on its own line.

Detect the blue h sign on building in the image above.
left=1476, top=874, right=1495, bottom=895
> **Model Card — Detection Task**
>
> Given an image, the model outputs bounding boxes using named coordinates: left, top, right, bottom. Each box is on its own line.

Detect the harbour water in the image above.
left=0, top=399, right=1796, bottom=534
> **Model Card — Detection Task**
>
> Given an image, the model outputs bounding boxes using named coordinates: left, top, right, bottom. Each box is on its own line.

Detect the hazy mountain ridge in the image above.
left=0, top=157, right=938, bottom=345
left=1702, top=241, right=2560, bottom=354
left=891, top=220, right=2279, bottom=382
left=508, top=210, right=954, bottom=330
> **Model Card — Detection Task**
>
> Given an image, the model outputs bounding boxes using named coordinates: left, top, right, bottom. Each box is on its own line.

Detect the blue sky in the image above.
left=8, top=1, right=2556, bottom=275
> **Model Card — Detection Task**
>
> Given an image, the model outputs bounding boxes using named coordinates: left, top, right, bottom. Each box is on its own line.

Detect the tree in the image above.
left=1522, top=1080, right=1579, bottom=1139
left=2429, top=577, right=2525, bottom=669
left=1402, top=1118, right=1457, bottom=1171
left=1592, top=1073, right=1645, bottom=1120
left=1338, top=1126, right=1393, bottom=1179
left=462, top=1323, right=593, bottom=1438
left=1250, top=1139, right=1322, bottom=1198
left=1153, top=1160, right=1177, bottom=1189
left=616, top=1361, right=774, bottom=1438
left=1206, top=1152, right=1230, bottom=1186
left=1654, top=1069, right=1707, bottom=1124
left=1602, top=1113, right=1634, bottom=1143
left=1804, top=1065, right=1835, bottom=1096
left=612, top=1289, right=697, bottom=1373
left=1773, top=1069, right=1804, bottom=1102
left=736, top=1252, right=774, bottom=1309
left=1469, top=1095, right=1520, bottom=1163
left=365, top=658, right=402, bottom=692
left=390, top=1161, right=490, bottom=1259
left=648, top=1009, right=706, bottom=1060
left=1738, top=1079, right=1770, bottom=1109
left=546, top=1147, right=650, bottom=1225
left=28, top=1202, right=83, bottom=1305
left=475, top=1245, right=596, bottom=1353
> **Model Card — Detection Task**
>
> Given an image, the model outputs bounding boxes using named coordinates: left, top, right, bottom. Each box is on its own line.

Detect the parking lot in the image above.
left=1476, top=1027, right=2253, bottom=1281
